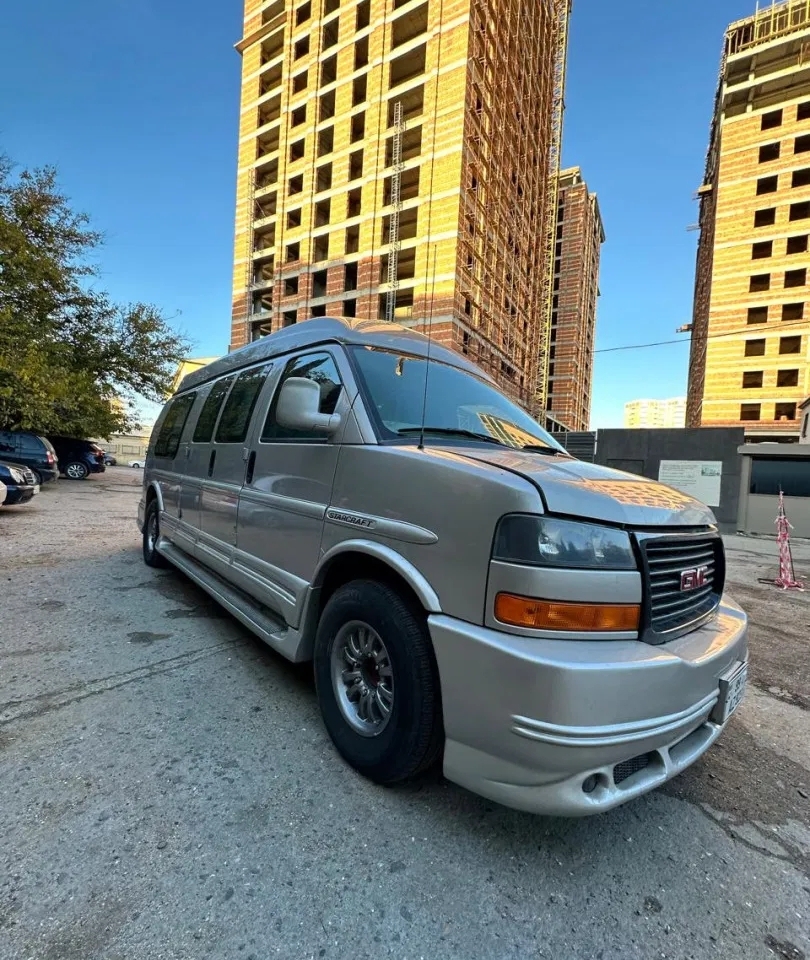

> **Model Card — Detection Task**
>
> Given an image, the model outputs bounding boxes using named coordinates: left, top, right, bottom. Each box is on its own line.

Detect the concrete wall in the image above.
left=594, top=428, right=745, bottom=532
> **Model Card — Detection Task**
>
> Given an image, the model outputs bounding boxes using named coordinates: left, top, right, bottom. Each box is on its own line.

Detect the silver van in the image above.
left=138, top=318, right=748, bottom=816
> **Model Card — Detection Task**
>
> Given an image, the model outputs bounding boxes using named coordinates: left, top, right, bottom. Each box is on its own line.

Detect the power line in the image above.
left=594, top=316, right=810, bottom=356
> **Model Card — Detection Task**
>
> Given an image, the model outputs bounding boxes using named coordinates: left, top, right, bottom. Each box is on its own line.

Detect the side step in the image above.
left=158, top=540, right=305, bottom=662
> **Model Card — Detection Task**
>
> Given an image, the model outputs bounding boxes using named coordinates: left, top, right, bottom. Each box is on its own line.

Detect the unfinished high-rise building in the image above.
left=688, top=0, right=810, bottom=439
left=230, top=0, right=570, bottom=415
left=546, top=167, right=604, bottom=432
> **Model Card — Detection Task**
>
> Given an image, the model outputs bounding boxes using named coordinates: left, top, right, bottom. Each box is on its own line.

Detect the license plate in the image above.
left=713, top=661, right=747, bottom=724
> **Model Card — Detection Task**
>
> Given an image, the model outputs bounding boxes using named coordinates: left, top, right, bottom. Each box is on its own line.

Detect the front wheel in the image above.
left=142, top=500, right=169, bottom=568
left=64, top=461, right=88, bottom=480
left=314, top=580, right=443, bottom=784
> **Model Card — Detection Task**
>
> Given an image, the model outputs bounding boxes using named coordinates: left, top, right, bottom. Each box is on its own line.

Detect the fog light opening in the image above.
left=581, top=774, right=599, bottom=795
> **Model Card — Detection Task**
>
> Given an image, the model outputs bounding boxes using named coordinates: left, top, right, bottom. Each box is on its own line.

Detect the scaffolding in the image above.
left=726, top=0, right=810, bottom=55
left=243, top=167, right=257, bottom=344
left=386, top=101, right=404, bottom=324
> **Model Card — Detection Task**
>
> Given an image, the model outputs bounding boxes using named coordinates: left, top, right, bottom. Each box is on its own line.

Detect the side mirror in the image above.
left=275, top=377, right=342, bottom=435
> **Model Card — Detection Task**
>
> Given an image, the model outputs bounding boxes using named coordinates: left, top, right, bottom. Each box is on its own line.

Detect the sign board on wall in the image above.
left=657, top=460, right=723, bottom=507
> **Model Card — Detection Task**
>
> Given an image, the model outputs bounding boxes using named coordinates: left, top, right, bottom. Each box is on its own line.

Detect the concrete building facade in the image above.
left=688, top=0, right=810, bottom=440
left=230, top=0, right=570, bottom=415
left=546, top=166, right=604, bottom=432
left=624, top=397, right=687, bottom=430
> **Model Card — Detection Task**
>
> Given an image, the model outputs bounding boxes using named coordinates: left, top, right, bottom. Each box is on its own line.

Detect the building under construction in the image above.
left=230, top=0, right=571, bottom=416
left=547, top=167, right=604, bottom=432
left=688, top=0, right=810, bottom=439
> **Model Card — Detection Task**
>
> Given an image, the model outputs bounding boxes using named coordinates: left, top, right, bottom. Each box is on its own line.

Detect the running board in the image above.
left=157, top=540, right=306, bottom=662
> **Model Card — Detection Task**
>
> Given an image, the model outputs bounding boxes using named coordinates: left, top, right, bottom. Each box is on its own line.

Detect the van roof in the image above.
left=177, top=317, right=492, bottom=394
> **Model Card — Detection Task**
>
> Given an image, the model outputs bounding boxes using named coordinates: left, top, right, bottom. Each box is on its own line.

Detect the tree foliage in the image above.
left=0, top=155, right=191, bottom=437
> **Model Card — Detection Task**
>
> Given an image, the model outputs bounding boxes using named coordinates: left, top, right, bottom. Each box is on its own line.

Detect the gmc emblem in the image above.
left=680, top=566, right=709, bottom=592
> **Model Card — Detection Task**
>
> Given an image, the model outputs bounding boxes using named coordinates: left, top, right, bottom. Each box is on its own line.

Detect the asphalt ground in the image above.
left=0, top=469, right=808, bottom=960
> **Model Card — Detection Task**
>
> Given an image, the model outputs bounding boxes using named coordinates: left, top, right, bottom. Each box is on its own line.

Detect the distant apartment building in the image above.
left=624, top=397, right=686, bottom=430
left=230, top=0, right=571, bottom=415
left=546, top=166, right=604, bottom=432
left=688, top=0, right=810, bottom=439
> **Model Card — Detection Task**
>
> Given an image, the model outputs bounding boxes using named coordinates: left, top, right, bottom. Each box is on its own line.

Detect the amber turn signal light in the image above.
left=494, top=593, right=640, bottom=632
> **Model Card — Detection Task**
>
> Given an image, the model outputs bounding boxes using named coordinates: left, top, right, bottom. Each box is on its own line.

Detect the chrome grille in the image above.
left=641, top=535, right=723, bottom=638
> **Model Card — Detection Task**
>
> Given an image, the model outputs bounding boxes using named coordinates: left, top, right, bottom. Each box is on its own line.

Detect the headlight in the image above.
left=493, top=515, right=637, bottom=570
left=9, top=468, right=24, bottom=484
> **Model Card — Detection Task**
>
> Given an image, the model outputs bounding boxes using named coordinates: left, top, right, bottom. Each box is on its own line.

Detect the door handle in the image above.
left=207, top=449, right=216, bottom=478
left=245, top=450, right=256, bottom=485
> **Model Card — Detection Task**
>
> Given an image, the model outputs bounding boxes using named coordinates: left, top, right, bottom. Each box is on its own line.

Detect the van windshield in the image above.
left=350, top=346, right=566, bottom=453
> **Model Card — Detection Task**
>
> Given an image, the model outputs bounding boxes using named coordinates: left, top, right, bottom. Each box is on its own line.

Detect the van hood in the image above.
left=452, top=447, right=717, bottom=528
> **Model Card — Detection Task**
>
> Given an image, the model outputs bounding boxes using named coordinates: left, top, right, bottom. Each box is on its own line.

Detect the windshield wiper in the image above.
left=521, top=443, right=564, bottom=456
left=396, top=427, right=504, bottom=445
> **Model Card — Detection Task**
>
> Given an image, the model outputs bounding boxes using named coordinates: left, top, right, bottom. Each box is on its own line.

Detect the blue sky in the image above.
left=1, top=0, right=750, bottom=427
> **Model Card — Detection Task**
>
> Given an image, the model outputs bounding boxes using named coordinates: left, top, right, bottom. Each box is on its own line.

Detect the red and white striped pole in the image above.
left=773, top=490, right=804, bottom=591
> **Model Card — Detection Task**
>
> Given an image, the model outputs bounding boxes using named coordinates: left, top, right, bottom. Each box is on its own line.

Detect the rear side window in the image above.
left=262, top=352, right=342, bottom=442
left=154, top=393, right=197, bottom=459
left=215, top=364, right=272, bottom=444
left=193, top=376, right=235, bottom=443
left=18, top=434, right=43, bottom=454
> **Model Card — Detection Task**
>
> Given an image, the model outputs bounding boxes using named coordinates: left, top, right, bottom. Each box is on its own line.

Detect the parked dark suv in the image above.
left=48, top=437, right=107, bottom=480
left=0, top=430, right=59, bottom=485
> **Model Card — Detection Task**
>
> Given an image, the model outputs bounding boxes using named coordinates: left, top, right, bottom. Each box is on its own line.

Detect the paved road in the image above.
left=1, top=471, right=808, bottom=960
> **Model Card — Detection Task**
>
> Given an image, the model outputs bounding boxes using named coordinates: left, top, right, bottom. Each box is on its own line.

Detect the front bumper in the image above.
left=429, top=596, right=748, bottom=816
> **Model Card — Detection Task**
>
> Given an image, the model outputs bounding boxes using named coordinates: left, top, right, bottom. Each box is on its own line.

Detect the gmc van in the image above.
left=138, top=318, right=748, bottom=816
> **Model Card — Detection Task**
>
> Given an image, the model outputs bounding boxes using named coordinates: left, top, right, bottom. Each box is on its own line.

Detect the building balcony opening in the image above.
left=754, top=207, right=776, bottom=227
left=383, top=166, right=420, bottom=204
left=287, top=208, right=302, bottom=229
left=355, top=36, right=369, bottom=69
left=347, top=187, right=362, bottom=218
left=740, top=403, right=761, bottom=421
left=253, top=257, right=275, bottom=286
left=312, top=269, right=328, bottom=298
left=344, top=297, right=357, bottom=317
left=256, top=159, right=279, bottom=189
left=346, top=225, right=360, bottom=253
left=752, top=240, right=773, bottom=259
left=785, top=267, right=807, bottom=287
left=283, top=310, right=297, bottom=327
left=316, top=162, right=333, bottom=192
left=324, top=0, right=340, bottom=15
left=295, top=1, right=311, bottom=26
left=761, top=108, right=782, bottom=130
left=318, top=126, right=334, bottom=157
left=254, top=225, right=276, bottom=251
left=744, top=338, right=765, bottom=357
left=382, top=206, right=418, bottom=242
left=258, top=95, right=282, bottom=127
left=261, top=31, right=285, bottom=64
left=349, top=150, right=364, bottom=180
left=313, top=234, right=329, bottom=261
left=320, top=89, right=336, bottom=121
left=775, top=402, right=797, bottom=421
left=294, top=35, right=310, bottom=60
left=289, top=138, right=306, bottom=162
left=747, top=306, right=768, bottom=324
left=321, top=54, right=338, bottom=86
left=792, top=167, right=810, bottom=188
left=286, top=241, right=300, bottom=262
left=379, top=246, right=416, bottom=282
left=263, top=0, right=285, bottom=23
left=790, top=200, right=810, bottom=221
left=749, top=273, right=770, bottom=292
left=322, top=20, right=339, bottom=50
left=255, top=194, right=277, bottom=220
left=780, top=335, right=802, bottom=354
left=284, top=275, right=299, bottom=296
left=742, top=370, right=763, bottom=389
left=352, top=74, right=368, bottom=106
left=356, top=0, right=370, bottom=29
left=796, top=134, right=810, bottom=154
left=292, top=69, right=308, bottom=93
left=389, top=44, right=426, bottom=88
left=311, top=304, right=327, bottom=317
left=291, top=104, right=307, bottom=127
left=378, top=288, right=414, bottom=320
left=387, top=84, right=424, bottom=125
left=385, top=126, right=422, bottom=164
left=260, top=64, right=283, bottom=95
left=257, top=129, right=280, bottom=158
left=777, top=368, right=799, bottom=387
left=787, top=234, right=808, bottom=254
left=289, top=174, right=304, bottom=196
left=782, top=302, right=804, bottom=321
left=799, top=101, right=810, bottom=122
left=391, top=2, right=428, bottom=48
left=759, top=142, right=780, bottom=163
left=350, top=112, right=366, bottom=143
left=344, top=262, right=358, bottom=291
left=315, top=198, right=331, bottom=227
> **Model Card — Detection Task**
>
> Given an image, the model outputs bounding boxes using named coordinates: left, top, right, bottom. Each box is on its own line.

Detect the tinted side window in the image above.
left=262, top=353, right=342, bottom=442
left=750, top=458, right=810, bottom=498
left=193, top=376, right=235, bottom=443
left=154, top=393, right=197, bottom=459
left=215, top=364, right=272, bottom=444
left=18, top=434, right=43, bottom=454
left=0, top=432, right=16, bottom=454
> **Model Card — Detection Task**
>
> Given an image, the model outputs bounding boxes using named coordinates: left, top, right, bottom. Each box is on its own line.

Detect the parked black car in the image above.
left=0, top=430, right=59, bottom=485
left=47, top=436, right=107, bottom=480
left=0, top=460, right=39, bottom=506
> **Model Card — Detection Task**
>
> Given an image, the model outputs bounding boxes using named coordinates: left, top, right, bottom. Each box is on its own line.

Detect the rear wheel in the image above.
left=143, top=500, right=169, bottom=568
left=314, top=580, right=443, bottom=784
left=64, top=461, right=88, bottom=480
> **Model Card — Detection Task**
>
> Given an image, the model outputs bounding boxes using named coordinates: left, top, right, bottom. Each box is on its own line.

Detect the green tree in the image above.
left=0, top=154, right=191, bottom=437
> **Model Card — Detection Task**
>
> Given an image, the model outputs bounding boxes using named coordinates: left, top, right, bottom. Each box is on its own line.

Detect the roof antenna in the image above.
left=418, top=245, right=438, bottom=451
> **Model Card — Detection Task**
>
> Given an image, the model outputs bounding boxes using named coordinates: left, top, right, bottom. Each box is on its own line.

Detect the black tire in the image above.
left=64, top=461, right=89, bottom=480
left=143, top=500, right=169, bottom=569
left=314, top=579, right=443, bottom=784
